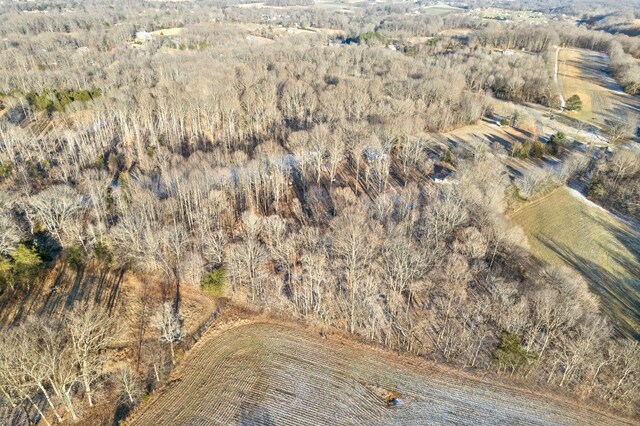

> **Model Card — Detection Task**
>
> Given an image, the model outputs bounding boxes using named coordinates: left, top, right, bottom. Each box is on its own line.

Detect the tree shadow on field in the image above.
left=0, top=260, right=127, bottom=329
left=485, top=133, right=514, bottom=152
left=610, top=96, right=640, bottom=117
left=432, top=133, right=462, bottom=153
left=481, top=116, right=496, bottom=125
left=41, top=264, right=113, bottom=315
left=0, top=395, right=47, bottom=425
left=506, top=164, right=524, bottom=179
left=554, top=113, right=601, bottom=136
left=569, top=51, right=620, bottom=92
left=595, top=214, right=640, bottom=266
left=538, top=235, right=640, bottom=339
left=239, top=404, right=275, bottom=426
left=2, top=278, right=45, bottom=326
left=508, top=126, right=538, bottom=142
left=112, top=402, right=133, bottom=426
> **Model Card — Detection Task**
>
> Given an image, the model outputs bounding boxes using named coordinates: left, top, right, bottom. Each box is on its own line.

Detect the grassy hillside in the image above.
left=130, top=322, right=631, bottom=426
left=511, top=187, right=640, bottom=338
left=559, top=48, right=599, bottom=121
left=558, top=48, right=640, bottom=129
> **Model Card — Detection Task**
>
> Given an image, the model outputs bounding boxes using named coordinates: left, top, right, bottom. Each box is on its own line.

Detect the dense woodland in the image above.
left=0, top=1, right=639, bottom=425
left=586, top=148, right=640, bottom=219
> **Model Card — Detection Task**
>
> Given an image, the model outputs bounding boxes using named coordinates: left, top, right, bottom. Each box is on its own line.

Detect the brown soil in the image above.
left=129, top=311, right=635, bottom=426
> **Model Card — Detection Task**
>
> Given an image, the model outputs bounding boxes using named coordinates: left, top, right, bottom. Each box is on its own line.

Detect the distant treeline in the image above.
left=472, top=23, right=640, bottom=95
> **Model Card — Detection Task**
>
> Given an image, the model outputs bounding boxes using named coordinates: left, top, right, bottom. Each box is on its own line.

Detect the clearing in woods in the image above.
left=558, top=48, right=600, bottom=121
left=511, top=186, right=640, bottom=338
left=557, top=48, right=640, bottom=127
left=420, top=4, right=463, bottom=15
left=151, top=27, right=183, bottom=36
left=130, top=322, right=632, bottom=426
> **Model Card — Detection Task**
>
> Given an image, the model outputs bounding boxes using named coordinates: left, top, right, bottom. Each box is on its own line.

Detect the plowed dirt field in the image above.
left=130, top=322, right=633, bottom=426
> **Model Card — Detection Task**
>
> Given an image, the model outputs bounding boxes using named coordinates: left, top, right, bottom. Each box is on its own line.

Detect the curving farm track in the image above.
left=130, top=322, right=633, bottom=426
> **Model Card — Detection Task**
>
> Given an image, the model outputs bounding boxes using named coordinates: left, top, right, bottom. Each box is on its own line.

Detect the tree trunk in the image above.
left=64, top=391, right=78, bottom=420
left=0, top=387, right=16, bottom=408
left=25, top=395, right=51, bottom=426
left=471, top=334, right=487, bottom=368
left=559, top=364, right=573, bottom=387
left=37, top=383, right=62, bottom=423
left=84, top=376, right=93, bottom=406
left=547, top=361, right=558, bottom=384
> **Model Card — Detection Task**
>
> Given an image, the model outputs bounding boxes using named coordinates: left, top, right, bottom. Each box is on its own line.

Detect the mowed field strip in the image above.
left=559, top=48, right=601, bottom=121
left=558, top=48, right=640, bottom=127
left=130, top=322, right=632, bottom=426
left=511, top=187, right=640, bottom=338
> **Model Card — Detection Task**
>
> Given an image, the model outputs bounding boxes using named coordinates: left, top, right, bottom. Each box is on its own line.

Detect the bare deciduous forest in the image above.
left=0, top=0, right=639, bottom=424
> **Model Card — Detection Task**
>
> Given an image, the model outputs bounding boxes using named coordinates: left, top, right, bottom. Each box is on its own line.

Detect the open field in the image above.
left=245, top=34, right=276, bottom=46
left=151, top=27, right=183, bottom=36
left=420, top=4, right=463, bottom=15
left=559, top=49, right=601, bottom=121
left=439, top=28, right=473, bottom=36
left=558, top=48, right=640, bottom=128
left=406, top=36, right=437, bottom=44
left=231, top=22, right=328, bottom=43
left=238, top=0, right=364, bottom=11
left=471, top=8, right=550, bottom=24
left=511, top=187, right=640, bottom=338
left=130, top=321, right=633, bottom=426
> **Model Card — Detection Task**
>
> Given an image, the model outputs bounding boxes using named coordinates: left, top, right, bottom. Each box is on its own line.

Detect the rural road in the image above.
left=555, top=47, right=566, bottom=110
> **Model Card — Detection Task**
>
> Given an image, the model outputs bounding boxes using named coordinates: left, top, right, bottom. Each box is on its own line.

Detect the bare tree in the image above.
left=25, top=185, right=84, bottom=246
left=40, top=321, right=80, bottom=421
left=603, top=339, right=639, bottom=406
left=226, top=212, right=268, bottom=301
left=608, top=149, right=640, bottom=185
left=381, top=227, right=427, bottom=314
left=603, top=113, right=636, bottom=146
left=66, top=305, right=116, bottom=407
left=203, top=228, right=228, bottom=267
left=424, top=187, right=469, bottom=243
left=115, top=366, right=142, bottom=405
left=0, top=215, right=21, bottom=257
left=327, top=132, right=345, bottom=185
left=9, top=319, right=65, bottom=423
left=0, top=327, right=55, bottom=426
left=159, top=222, right=189, bottom=284
left=330, top=207, right=380, bottom=333
left=153, top=301, right=185, bottom=364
